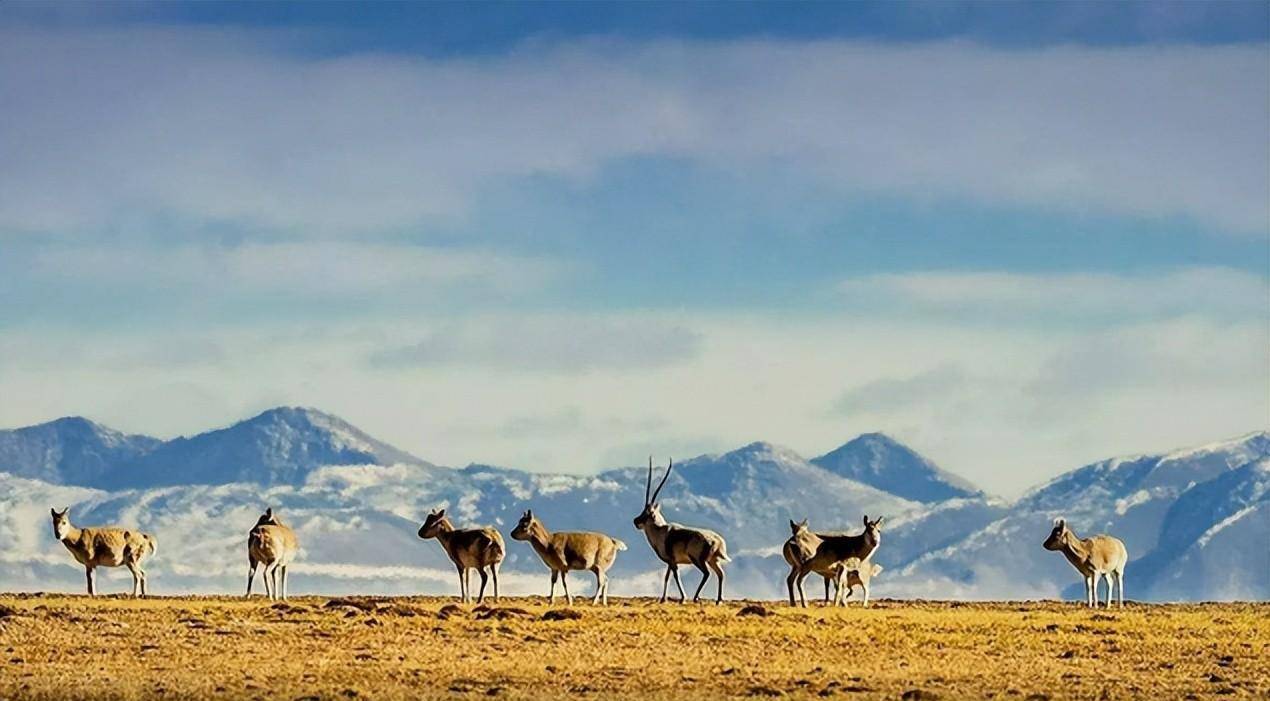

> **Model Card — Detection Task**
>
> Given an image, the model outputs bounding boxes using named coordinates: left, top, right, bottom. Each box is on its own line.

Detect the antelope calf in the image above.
left=247, top=507, right=299, bottom=600
left=1043, top=518, right=1127, bottom=608
left=50, top=507, right=157, bottom=597
left=834, top=557, right=883, bottom=607
left=633, top=458, right=730, bottom=604
left=510, top=510, right=627, bottom=605
left=790, top=515, right=884, bottom=608
left=418, top=508, right=504, bottom=603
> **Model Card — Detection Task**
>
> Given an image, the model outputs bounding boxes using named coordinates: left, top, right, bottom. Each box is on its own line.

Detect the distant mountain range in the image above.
left=0, top=407, right=1264, bottom=601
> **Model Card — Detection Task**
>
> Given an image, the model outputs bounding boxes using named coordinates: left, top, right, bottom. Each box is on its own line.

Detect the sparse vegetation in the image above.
left=0, top=595, right=1265, bottom=699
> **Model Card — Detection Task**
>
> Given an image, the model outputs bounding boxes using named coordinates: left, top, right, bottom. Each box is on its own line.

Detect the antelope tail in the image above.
left=716, top=544, right=731, bottom=563
left=145, top=534, right=158, bottom=558
left=613, top=539, right=628, bottom=551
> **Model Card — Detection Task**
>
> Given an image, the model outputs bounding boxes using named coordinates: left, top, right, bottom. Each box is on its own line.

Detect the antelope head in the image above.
left=417, top=508, right=449, bottom=539
left=50, top=507, right=71, bottom=540
left=789, top=518, right=810, bottom=536
left=255, top=507, right=278, bottom=527
left=633, top=457, right=673, bottom=531
left=1043, top=517, right=1069, bottom=550
left=510, top=510, right=539, bottom=541
left=861, top=514, right=885, bottom=549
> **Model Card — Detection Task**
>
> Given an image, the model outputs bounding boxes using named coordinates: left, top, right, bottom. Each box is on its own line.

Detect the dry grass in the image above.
left=0, top=595, right=1266, bottom=700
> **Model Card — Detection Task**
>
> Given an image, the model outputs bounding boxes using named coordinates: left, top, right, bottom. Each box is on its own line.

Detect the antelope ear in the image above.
left=526, top=509, right=533, bottom=519
left=862, top=514, right=870, bottom=527
left=874, top=517, right=884, bottom=528
left=437, top=508, right=446, bottom=518
left=799, top=518, right=808, bottom=528
left=265, top=507, right=273, bottom=518
left=1053, top=517, right=1065, bottom=528
left=50, top=508, right=57, bottom=518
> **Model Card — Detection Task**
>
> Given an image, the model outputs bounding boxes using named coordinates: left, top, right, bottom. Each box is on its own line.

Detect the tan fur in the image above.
left=50, top=507, right=156, bottom=597
left=247, top=508, right=299, bottom=600
left=511, top=510, right=626, bottom=605
left=1043, top=518, right=1128, bottom=608
left=418, top=508, right=504, bottom=603
left=834, top=557, right=884, bottom=606
left=787, top=515, right=883, bottom=608
left=634, top=458, right=730, bottom=604
left=783, top=519, right=824, bottom=606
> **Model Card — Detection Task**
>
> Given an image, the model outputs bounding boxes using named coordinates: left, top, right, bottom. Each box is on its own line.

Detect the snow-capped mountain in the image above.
left=113, top=406, right=429, bottom=488
left=0, top=416, right=160, bottom=487
left=0, top=408, right=1263, bottom=601
left=812, top=432, right=981, bottom=503
left=897, top=431, right=1270, bottom=601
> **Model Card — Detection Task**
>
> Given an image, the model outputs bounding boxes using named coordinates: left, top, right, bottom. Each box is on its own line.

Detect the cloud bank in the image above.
left=2, top=27, right=1266, bottom=238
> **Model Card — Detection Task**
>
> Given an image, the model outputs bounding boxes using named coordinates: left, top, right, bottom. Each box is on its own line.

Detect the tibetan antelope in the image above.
left=510, top=510, right=627, bottom=605
left=834, top=557, right=883, bottom=606
left=50, top=507, right=157, bottom=597
left=1043, top=518, right=1127, bottom=608
left=633, top=458, right=730, bottom=604
left=783, top=518, right=823, bottom=607
left=418, top=508, right=504, bottom=604
left=789, top=515, right=883, bottom=608
left=247, top=507, right=299, bottom=600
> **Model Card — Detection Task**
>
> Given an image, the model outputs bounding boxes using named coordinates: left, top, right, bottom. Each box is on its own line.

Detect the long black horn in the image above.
left=651, top=457, right=674, bottom=502
left=645, top=455, right=653, bottom=505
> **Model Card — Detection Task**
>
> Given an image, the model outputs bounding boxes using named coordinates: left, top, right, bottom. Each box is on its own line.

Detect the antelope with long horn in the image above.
left=418, top=508, right=505, bottom=604
left=1043, top=518, right=1127, bottom=608
left=510, top=509, right=627, bottom=605
left=50, top=507, right=157, bottom=597
left=633, top=457, right=730, bottom=604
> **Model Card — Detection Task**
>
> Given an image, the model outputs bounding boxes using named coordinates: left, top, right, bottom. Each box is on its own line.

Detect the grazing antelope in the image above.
left=1043, top=518, right=1127, bottom=608
left=834, top=557, right=883, bottom=607
left=247, top=507, right=299, bottom=600
left=633, top=458, right=730, bottom=604
left=789, top=515, right=884, bottom=608
left=510, top=510, right=627, bottom=605
left=418, top=508, right=504, bottom=604
left=50, top=507, right=157, bottom=597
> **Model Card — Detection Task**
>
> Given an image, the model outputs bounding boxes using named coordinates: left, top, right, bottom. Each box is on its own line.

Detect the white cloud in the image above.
left=838, top=267, right=1269, bottom=319
left=1, top=299, right=1264, bottom=497
left=20, top=241, right=570, bottom=299
left=369, top=314, right=701, bottom=372
left=1, top=28, right=1266, bottom=237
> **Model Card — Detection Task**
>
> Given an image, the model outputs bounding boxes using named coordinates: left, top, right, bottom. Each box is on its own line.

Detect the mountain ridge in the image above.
left=0, top=409, right=1264, bottom=601
left=812, top=432, right=982, bottom=503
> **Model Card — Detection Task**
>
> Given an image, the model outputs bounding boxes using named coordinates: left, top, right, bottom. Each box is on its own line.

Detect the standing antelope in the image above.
left=50, top=507, right=157, bottom=597
left=633, top=458, right=730, bottom=604
left=834, top=557, right=883, bottom=607
left=783, top=519, right=823, bottom=607
left=418, top=508, right=504, bottom=604
left=789, top=515, right=883, bottom=608
left=510, top=510, right=626, bottom=605
left=247, top=507, right=299, bottom=600
left=1043, top=518, right=1127, bottom=608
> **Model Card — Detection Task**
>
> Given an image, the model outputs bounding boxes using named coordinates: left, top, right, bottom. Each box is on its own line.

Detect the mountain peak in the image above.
left=0, top=416, right=160, bottom=485
left=108, top=407, right=427, bottom=488
left=811, top=433, right=981, bottom=503
left=717, top=441, right=806, bottom=466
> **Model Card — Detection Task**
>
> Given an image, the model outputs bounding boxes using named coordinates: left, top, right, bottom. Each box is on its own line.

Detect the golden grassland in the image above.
left=0, top=594, right=1265, bottom=700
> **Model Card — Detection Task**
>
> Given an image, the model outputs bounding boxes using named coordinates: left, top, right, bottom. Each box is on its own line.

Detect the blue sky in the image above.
left=1, top=2, right=1267, bottom=495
